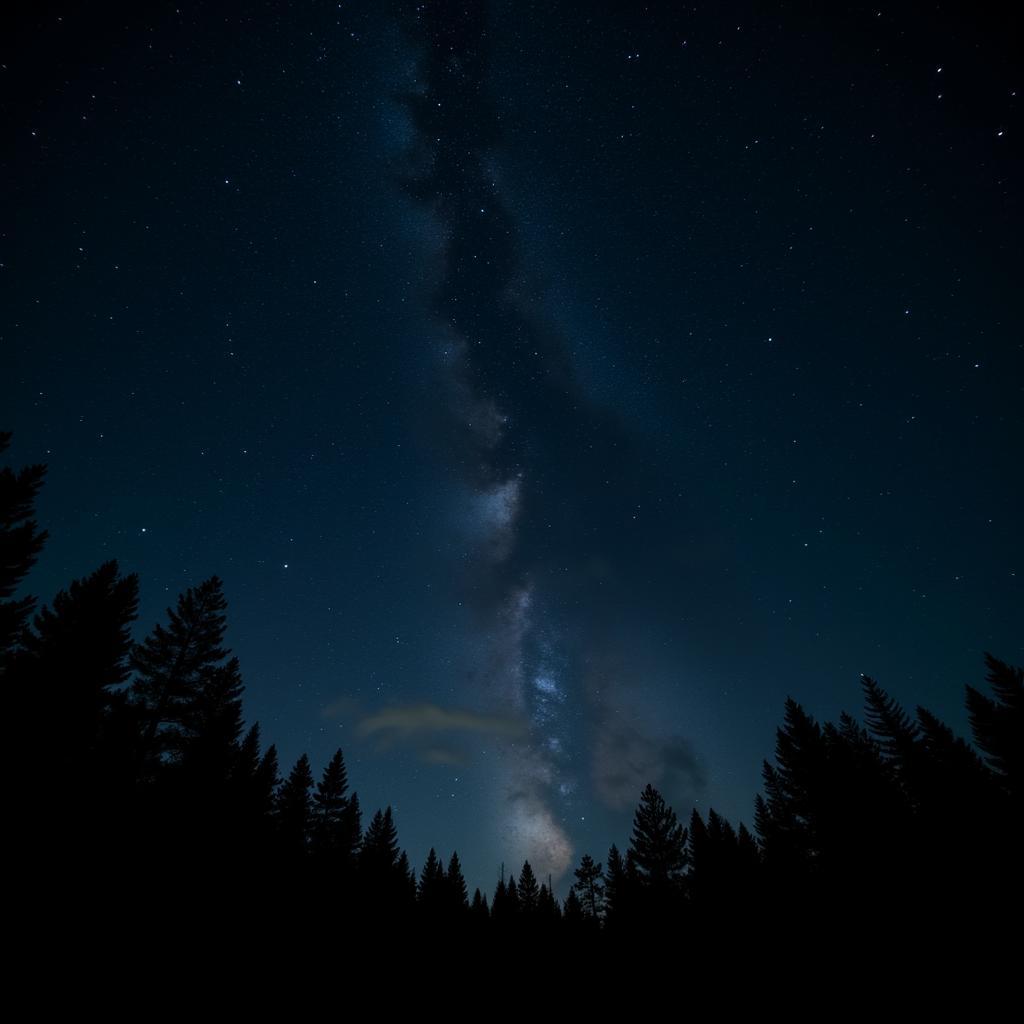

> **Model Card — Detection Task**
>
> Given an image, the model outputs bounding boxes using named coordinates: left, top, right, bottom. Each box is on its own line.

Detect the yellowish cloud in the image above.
left=358, top=703, right=527, bottom=740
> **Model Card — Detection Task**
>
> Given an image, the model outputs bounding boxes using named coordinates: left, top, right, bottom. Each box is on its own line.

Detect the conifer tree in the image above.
left=276, top=753, right=314, bottom=855
left=344, top=791, right=362, bottom=856
left=825, top=711, right=907, bottom=858
left=861, top=677, right=925, bottom=809
left=687, top=809, right=710, bottom=894
left=563, top=888, right=584, bottom=927
left=491, top=874, right=508, bottom=921
left=517, top=860, right=539, bottom=915
left=445, top=851, right=469, bottom=912
left=572, top=853, right=605, bottom=922
left=231, top=724, right=277, bottom=838
left=418, top=847, right=445, bottom=910
left=397, top=849, right=418, bottom=908
left=361, top=806, right=411, bottom=915
left=603, top=843, right=629, bottom=928
left=690, top=807, right=752, bottom=911
left=916, top=705, right=994, bottom=799
left=862, top=677, right=919, bottom=760
left=22, top=561, right=139, bottom=763
left=505, top=872, right=520, bottom=916
left=0, top=432, right=48, bottom=664
left=860, top=675, right=985, bottom=884
left=736, top=822, right=759, bottom=867
left=755, top=699, right=828, bottom=874
left=629, top=784, right=688, bottom=889
left=235, top=723, right=262, bottom=787
left=352, top=806, right=407, bottom=921
left=256, top=744, right=280, bottom=814
left=313, top=749, right=348, bottom=828
left=361, top=807, right=401, bottom=873
left=470, top=887, right=489, bottom=922
left=966, top=654, right=1022, bottom=802
left=223, top=734, right=278, bottom=863
left=312, top=749, right=360, bottom=866
left=538, top=882, right=559, bottom=922
left=180, top=656, right=245, bottom=788
left=131, top=576, right=236, bottom=770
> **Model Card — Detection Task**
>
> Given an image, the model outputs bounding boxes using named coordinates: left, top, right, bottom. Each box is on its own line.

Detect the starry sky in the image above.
left=3, top=1, right=1021, bottom=894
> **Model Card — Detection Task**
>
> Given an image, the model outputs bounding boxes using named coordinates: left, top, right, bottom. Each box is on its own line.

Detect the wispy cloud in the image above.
left=358, top=703, right=527, bottom=740
left=592, top=715, right=705, bottom=813
left=421, top=747, right=467, bottom=766
left=320, top=695, right=361, bottom=719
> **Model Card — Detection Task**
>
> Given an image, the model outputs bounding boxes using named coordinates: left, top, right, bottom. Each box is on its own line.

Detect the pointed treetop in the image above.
left=419, top=847, right=444, bottom=901
left=361, top=806, right=401, bottom=869
left=446, top=851, right=469, bottom=909
left=861, top=676, right=919, bottom=757
left=518, top=860, right=539, bottom=912
left=966, top=654, right=1022, bottom=788
left=314, top=748, right=350, bottom=814
left=629, top=784, right=688, bottom=886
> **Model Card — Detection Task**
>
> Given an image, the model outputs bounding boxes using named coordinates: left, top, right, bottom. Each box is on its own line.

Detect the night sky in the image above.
left=3, top=1, right=1021, bottom=894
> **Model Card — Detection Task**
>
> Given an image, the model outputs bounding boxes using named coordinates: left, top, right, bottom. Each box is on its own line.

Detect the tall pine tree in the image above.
left=517, top=860, right=539, bottom=916
left=276, top=753, right=315, bottom=857
left=445, top=851, right=469, bottom=914
left=131, top=576, right=237, bottom=773
left=572, top=853, right=605, bottom=922
left=629, top=784, right=688, bottom=889
left=23, top=560, right=139, bottom=767
left=966, top=654, right=1022, bottom=804
left=0, top=432, right=47, bottom=666
left=418, top=847, right=445, bottom=912
left=311, top=748, right=360, bottom=869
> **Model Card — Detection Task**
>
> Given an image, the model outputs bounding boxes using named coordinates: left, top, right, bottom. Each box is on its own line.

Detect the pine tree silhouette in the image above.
left=276, top=753, right=314, bottom=856
left=492, top=873, right=508, bottom=922
left=180, top=656, right=245, bottom=789
left=360, top=805, right=413, bottom=918
left=130, top=576, right=235, bottom=772
left=754, top=698, right=828, bottom=879
left=537, top=882, right=560, bottom=922
left=603, top=844, right=630, bottom=929
left=563, top=887, right=584, bottom=928
left=688, top=807, right=760, bottom=920
left=230, top=723, right=278, bottom=849
left=361, top=807, right=400, bottom=872
left=629, top=784, right=688, bottom=888
left=861, top=677, right=922, bottom=800
left=0, top=432, right=48, bottom=664
left=418, top=847, right=445, bottom=912
left=518, top=860, right=539, bottom=915
left=445, top=851, right=469, bottom=913
left=15, top=559, right=140, bottom=877
left=397, top=849, right=418, bottom=909
left=470, top=887, right=489, bottom=924
left=256, top=744, right=280, bottom=814
left=313, top=749, right=348, bottom=840
left=966, top=654, right=1022, bottom=803
left=505, top=872, right=520, bottom=917
left=311, top=749, right=360, bottom=870
left=572, top=853, right=605, bottom=922
left=23, top=561, right=139, bottom=765
left=626, top=784, right=688, bottom=926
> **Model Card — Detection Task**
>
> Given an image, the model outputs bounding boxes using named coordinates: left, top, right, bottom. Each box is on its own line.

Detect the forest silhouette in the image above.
left=3, top=430, right=1020, bottom=945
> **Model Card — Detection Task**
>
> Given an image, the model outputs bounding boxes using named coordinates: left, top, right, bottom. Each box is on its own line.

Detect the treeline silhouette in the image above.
left=3, top=431, right=1020, bottom=943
